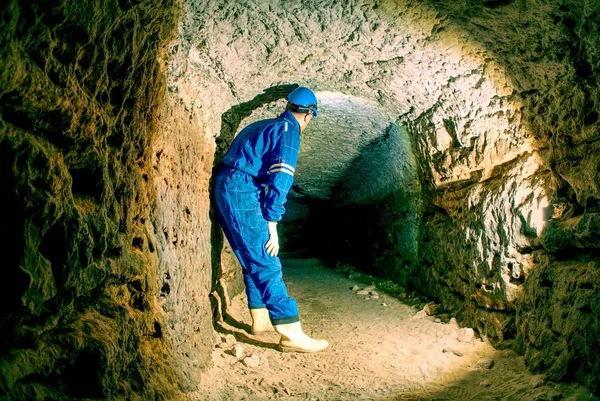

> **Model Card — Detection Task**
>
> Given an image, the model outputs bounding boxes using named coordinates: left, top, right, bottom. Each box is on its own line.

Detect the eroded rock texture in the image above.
left=0, top=0, right=186, bottom=399
left=172, top=0, right=599, bottom=393
left=1, top=0, right=599, bottom=398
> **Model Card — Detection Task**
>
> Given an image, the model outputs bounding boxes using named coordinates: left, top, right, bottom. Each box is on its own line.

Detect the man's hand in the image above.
left=265, top=221, right=279, bottom=257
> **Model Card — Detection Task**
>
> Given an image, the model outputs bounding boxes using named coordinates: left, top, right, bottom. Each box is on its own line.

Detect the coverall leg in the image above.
left=213, top=168, right=300, bottom=325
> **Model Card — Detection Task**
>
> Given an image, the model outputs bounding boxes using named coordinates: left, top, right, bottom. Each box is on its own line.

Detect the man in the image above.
left=213, top=86, right=328, bottom=353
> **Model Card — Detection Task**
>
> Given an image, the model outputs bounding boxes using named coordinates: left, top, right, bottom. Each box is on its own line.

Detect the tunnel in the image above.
left=1, top=0, right=599, bottom=400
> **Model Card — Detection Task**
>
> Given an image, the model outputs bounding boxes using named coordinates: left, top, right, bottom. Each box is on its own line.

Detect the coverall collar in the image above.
left=279, top=110, right=301, bottom=134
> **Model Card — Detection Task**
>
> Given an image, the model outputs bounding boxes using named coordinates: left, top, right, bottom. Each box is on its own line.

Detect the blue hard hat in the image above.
left=286, top=87, right=318, bottom=117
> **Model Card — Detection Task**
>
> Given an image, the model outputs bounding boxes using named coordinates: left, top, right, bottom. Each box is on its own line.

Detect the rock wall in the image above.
left=152, top=94, right=215, bottom=391
left=2, top=0, right=599, bottom=397
left=175, top=0, right=599, bottom=392
left=411, top=0, right=600, bottom=392
left=0, top=0, right=185, bottom=399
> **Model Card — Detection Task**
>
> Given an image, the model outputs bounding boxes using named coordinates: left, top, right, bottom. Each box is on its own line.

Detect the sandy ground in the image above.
left=190, top=258, right=598, bottom=401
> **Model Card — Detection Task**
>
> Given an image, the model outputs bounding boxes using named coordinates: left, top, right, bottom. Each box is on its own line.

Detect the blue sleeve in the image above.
left=262, top=122, right=300, bottom=222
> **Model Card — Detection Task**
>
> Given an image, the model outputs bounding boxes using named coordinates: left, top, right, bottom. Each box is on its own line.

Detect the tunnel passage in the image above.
left=1, top=0, right=599, bottom=399
left=280, top=92, right=422, bottom=285
left=175, top=0, right=599, bottom=394
left=215, top=90, right=422, bottom=295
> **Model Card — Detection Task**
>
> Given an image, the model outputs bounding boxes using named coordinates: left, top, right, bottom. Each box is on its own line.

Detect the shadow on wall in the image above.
left=0, top=143, right=29, bottom=344
left=208, top=83, right=300, bottom=316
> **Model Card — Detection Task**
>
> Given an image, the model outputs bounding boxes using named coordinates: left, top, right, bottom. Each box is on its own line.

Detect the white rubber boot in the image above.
left=274, top=322, right=329, bottom=353
left=250, top=308, right=274, bottom=334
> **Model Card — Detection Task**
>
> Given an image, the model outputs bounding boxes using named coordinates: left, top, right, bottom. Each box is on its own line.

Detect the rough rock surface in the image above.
left=152, top=93, right=216, bottom=390
left=1, top=0, right=599, bottom=399
left=173, top=0, right=599, bottom=393
left=0, top=0, right=184, bottom=399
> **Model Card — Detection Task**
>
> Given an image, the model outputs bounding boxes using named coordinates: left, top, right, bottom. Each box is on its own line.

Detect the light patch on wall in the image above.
left=512, top=155, right=550, bottom=236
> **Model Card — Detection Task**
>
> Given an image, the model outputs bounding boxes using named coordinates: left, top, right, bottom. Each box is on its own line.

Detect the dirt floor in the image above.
left=190, top=258, right=598, bottom=401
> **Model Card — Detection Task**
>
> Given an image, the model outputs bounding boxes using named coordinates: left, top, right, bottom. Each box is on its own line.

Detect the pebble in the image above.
left=356, top=286, right=380, bottom=299
left=473, top=358, right=494, bottom=370
left=243, top=354, right=261, bottom=367
left=227, top=343, right=245, bottom=358
left=423, top=302, right=440, bottom=316
left=479, top=380, right=491, bottom=387
left=457, top=328, right=475, bottom=343
left=350, top=285, right=360, bottom=291
left=216, top=334, right=237, bottom=348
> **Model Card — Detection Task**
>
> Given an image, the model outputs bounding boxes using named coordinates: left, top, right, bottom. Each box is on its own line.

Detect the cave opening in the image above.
left=213, top=88, right=423, bottom=302
left=166, top=0, right=599, bottom=396
left=277, top=91, right=422, bottom=289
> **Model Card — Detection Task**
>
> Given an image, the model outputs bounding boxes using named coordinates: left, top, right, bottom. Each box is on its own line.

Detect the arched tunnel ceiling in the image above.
left=238, top=92, right=396, bottom=200
left=171, top=0, right=554, bottom=197
left=297, top=92, right=395, bottom=199
left=174, top=0, right=492, bottom=118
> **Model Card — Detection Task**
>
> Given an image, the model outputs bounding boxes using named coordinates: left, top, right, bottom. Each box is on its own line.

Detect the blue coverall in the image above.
left=213, top=110, right=301, bottom=325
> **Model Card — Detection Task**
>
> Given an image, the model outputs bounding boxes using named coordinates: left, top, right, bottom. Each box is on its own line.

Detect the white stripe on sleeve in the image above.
left=269, top=163, right=295, bottom=173
left=268, top=167, right=295, bottom=176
